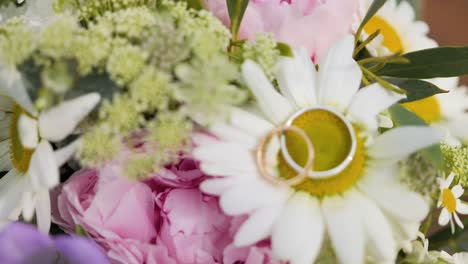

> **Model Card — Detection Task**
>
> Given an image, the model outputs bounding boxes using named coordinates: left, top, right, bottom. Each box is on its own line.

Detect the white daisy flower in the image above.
left=357, top=0, right=437, bottom=56
left=194, top=35, right=443, bottom=264
left=0, top=67, right=100, bottom=232
left=402, top=77, right=468, bottom=145
left=437, top=172, right=468, bottom=233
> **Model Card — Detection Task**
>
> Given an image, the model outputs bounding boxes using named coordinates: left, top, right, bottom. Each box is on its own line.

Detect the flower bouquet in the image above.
left=1, top=0, right=468, bottom=263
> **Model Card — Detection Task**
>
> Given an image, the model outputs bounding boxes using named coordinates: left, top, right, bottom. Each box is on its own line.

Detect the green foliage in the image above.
left=226, top=0, right=249, bottom=39
left=377, top=46, right=468, bottom=78
left=242, top=33, right=280, bottom=80
left=442, top=144, right=468, bottom=187
left=385, top=78, right=448, bottom=103
left=355, top=0, right=387, bottom=43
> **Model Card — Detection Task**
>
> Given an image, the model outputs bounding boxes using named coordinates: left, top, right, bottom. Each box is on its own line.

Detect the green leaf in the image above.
left=355, top=0, right=387, bottom=41
left=385, top=78, right=448, bottom=103
left=276, top=42, right=294, bottom=57
left=389, top=104, right=444, bottom=168
left=227, top=0, right=249, bottom=39
left=377, top=46, right=468, bottom=78
left=75, top=225, right=89, bottom=237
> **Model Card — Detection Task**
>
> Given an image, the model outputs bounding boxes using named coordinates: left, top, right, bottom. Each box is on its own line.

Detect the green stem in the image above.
left=360, top=65, right=406, bottom=94
left=353, top=29, right=380, bottom=57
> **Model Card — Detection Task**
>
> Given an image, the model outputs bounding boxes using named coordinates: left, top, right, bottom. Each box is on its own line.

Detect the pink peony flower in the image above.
left=52, top=155, right=283, bottom=264
left=205, top=0, right=359, bottom=62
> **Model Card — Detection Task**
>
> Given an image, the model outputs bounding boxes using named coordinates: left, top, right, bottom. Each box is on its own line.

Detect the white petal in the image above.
left=28, top=141, right=59, bottom=190
left=322, top=191, right=365, bottom=264
left=210, top=122, right=257, bottom=148
left=220, top=181, right=290, bottom=215
left=0, top=114, right=11, bottom=141
left=54, top=139, right=81, bottom=167
left=229, top=107, right=274, bottom=138
left=452, top=185, right=464, bottom=198
left=272, top=193, right=324, bottom=264
left=0, top=170, right=24, bottom=220
left=454, top=212, right=464, bottom=229
left=35, top=190, right=51, bottom=233
left=0, top=95, right=13, bottom=112
left=442, top=172, right=455, bottom=189
left=234, top=206, right=282, bottom=246
left=438, top=208, right=450, bottom=226
left=453, top=252, right=468, bottom=264
left=447, top=116, right=468, bottom=143
left=242, top=60, right=294, bottom=124
left=456, top=200, right=468, bottom=214
left=39, top=93, right=101, bottom=142
left=369, top=126, right=443, bottom=159
left=0, top=141, right=12, bottom=171
left=18, top=114, right=39, bottom=149
left=317, top=35, right=362, bottom=111
left=347, top=83, right=405, bottom=130
left=359, top=165, right=429, bottom=222
left=199, top=178, right=244, bottom=196
left=359, top=192, right=397, bottom=262
left=21, top=191, right=36, bottom=221
left=275, top=48, right=317, bottom=107
left=0, top=67, right=36, bottom=115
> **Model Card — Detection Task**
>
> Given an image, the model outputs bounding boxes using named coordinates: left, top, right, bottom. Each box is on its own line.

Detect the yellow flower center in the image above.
left=364, top=16, right=404, bottom=53
left=402, top=96, right=442, bottom=123
left=278, top=108, right=366, bottom=197
left=442, top=188, right=457, bottom=213
left=9, top=104, right=35, bottom=174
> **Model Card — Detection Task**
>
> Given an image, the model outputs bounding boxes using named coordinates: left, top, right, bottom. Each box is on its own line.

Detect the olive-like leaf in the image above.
left=355, top=0, right=387, bottom=39
left=276, top=42, right=294, bottom=57
left=227, top=0, right=249, bottom=38
left=377, top=46, right=468, bottom=78
left=385, top=78, right=448, bottom=103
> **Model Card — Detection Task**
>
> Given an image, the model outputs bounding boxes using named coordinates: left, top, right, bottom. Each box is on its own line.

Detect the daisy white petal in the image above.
left=452, top=185, right=464, bottom=199
left=229, top=107, right=274, bottom=139
left=28, top=141, right=59, bottom=190
left=200, top=178, right=245, bottom=196
left=443, top=172, right=455, bottom=189
left=35, top=190, right=51, bottom=233
left=272, top=193, right=324, bottom=263
left=0, top=170, right=24, bottom=220
left=456, top=200, right=468, bottom=214
left=38, top=93, right=101, bottom=142
left=347, top=83, right=405, bottom=130
left=53, top=139, right=81, bottom=167
left=317, top=35, right=361, bottom=111
left=359, top=191, right=397, bottom=262
left=322, top=191, right=365, bottom=264
left=438, top=208, right=451, bottom=226
left=369, top=126, right=443, bottom=159
left=18, top=114, right=39, bottom=149
left=0, top=67, right=36, bottom=115
left=454, top=212, right=464, bottom=229
left=241, top=60, right=294, bottom=124
left=21, top=191, right=36, bottom=221
left=234, top=206, right=282, bottom=246
left=276, top=48, right=317, bottom=107
left=359, top=165, right=429, bottom=222
left=210, top=123, right=257, bottom=148
left=220, top=181, right=289, bottom=215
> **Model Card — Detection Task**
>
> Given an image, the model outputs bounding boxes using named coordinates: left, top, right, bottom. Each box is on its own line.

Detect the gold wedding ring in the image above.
left=256, top=126, right=315, bottom=187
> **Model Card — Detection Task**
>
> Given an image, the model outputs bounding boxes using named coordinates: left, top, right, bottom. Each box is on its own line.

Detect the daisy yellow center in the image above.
left=9, top=104, right=35, bottom=174
left=364, top=16, right=404, bottom=53
left=442, top=188, right=457, bottom=213
left=402, top=96, right=442, bottom=123
left=278, top=109, right=366, bottom=197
